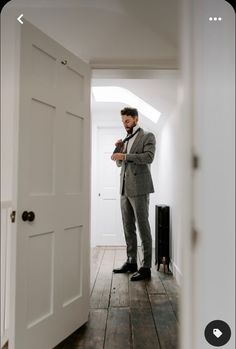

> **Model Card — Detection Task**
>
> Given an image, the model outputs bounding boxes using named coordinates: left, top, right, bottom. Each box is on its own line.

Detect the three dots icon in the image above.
left=209, top=17, right=222, bottom=21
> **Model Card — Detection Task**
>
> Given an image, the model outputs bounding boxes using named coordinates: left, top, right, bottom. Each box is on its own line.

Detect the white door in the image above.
left=95, top=127, right=125, bottom=245
left=13, top=20, right=91, bottom=349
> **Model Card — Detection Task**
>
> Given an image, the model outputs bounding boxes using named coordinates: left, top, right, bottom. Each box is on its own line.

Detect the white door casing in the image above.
left=95, top=126, right=125, bottom=245
left=13, top=20, right=91, bottom=349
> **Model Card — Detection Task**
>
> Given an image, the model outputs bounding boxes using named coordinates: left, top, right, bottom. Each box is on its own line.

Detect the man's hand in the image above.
left=115, top=139, right=123, bottom=146
left=111, top=153, right=125, bottom=161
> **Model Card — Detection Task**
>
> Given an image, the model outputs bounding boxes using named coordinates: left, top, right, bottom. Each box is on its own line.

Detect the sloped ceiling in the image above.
left=92, top=73, right=179, bottom=118
left=5, top=0, right=179, bottom=68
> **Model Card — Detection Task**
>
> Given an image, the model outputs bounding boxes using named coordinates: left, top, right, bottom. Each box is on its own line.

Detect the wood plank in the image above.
left=167, top=293, right=179, bottom=321
left=157, top=270, right=174, bottom=281
left=146, top=266, right=167, bottom=295
left=104, top=307, right=131, bottom=349
left=55, top=247, right=180, bottom=349
left=54, top=309, right=107, bottom=349
left=90, top=249, right=115, bottom=309
left=150, top=295, right=179, bottom=349
left=90, top=247, right=105, bottom=294
left=162, top=278, right=180, bottom=295
left=130, top=307, right=161, bottom=349
left=136, top=246, right=166, bottom=298
left=110, top=248, right=129, bottom=307
left=129, top=278, right=150, bottom=307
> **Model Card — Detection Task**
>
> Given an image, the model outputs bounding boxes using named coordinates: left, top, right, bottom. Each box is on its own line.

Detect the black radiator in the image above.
left=155, top=205, right=170, bottom=272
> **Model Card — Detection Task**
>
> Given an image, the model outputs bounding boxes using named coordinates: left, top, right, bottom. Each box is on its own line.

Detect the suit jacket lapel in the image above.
left=130, top=128, right=144, bottom=153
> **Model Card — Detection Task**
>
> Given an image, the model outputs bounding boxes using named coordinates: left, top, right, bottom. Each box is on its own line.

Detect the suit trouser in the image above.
left=120, top=193, right=152, bottom=268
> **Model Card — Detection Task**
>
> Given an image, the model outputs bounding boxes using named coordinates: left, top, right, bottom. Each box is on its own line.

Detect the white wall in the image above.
left=1, top=7, right=22, bottom=348
left=1, top=202, right=13, bottom=347
left=180, top=0, right=235, bottom=348
left=1, top=7, right=21, bottom=202
left=155, top=91, right=190, bottom=285
left=190, top=0, right=235, bottom=348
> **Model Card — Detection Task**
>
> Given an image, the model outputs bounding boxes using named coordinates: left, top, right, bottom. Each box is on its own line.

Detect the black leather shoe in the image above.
left=130, top=267, right=151, bottom=281
left=113, top=262, right=138, bottom=274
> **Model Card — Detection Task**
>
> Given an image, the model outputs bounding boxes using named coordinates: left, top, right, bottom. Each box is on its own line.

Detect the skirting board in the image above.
left=170, top=259, right=182, bottom=286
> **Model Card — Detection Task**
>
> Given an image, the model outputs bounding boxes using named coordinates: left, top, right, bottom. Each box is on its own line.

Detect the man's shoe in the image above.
left=113, top=262, right=138, bottom=274
left=130, top=267, right=151, bottom=281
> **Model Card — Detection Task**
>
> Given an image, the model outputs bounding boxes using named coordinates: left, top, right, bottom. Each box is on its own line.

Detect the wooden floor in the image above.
left=55, top=247, right=179, bottom=349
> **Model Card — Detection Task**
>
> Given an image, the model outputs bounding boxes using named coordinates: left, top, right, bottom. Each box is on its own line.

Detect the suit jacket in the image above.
left=117, top=128, right=156, bottom=197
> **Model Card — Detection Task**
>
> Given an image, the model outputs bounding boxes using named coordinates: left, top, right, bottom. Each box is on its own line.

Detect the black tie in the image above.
left=113, top=128, right=140, bottom=153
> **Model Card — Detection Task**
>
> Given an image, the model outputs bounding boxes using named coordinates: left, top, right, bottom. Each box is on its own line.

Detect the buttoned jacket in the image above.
left=117, top=128, right=156, bottom=197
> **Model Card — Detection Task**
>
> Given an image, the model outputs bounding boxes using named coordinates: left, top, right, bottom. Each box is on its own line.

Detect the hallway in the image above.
left=55, top=247, right=179, bottom=349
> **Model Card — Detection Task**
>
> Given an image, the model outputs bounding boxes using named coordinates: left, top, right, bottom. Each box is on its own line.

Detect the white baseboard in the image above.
left=170, top=259, right=182, bottom=286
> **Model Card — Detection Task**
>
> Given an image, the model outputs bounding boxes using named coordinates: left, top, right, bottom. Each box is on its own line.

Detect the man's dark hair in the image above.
left=120, top=107, right=138, bottom=117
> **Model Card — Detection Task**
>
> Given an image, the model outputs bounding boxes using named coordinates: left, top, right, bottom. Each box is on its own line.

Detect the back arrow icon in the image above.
left=17, top=14, right=24, bottom=24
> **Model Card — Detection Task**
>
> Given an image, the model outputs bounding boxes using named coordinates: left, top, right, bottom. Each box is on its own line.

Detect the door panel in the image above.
left=27, top=231, right=54, bottom=329
left=29, top=99, right=56, bottom=194
left=64, top=113, right=83, bottom=194
left=14, top=20, right=91, bottom=349
left=61, top=226, right=83, bottom=307
left=96, top=127, right=125, bottom=245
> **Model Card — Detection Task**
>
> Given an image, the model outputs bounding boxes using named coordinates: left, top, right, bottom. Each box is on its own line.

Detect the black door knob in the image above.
left=22, top=211, right=35, bottom=222
left=28, top=211, right=35, bottom=222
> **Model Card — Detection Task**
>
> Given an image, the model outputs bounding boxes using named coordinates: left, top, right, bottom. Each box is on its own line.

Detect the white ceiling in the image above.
left=6, top=0, right=179, bottom=68
left=4, top=0, right=180, bottom=123
left=91, top=72, right=179, bottom=118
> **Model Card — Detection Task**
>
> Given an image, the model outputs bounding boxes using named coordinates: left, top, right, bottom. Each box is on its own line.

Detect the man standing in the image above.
left=111, top=107, right=156, bottom=281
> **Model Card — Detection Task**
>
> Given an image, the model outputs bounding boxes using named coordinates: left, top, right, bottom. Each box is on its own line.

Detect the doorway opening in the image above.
left=90, top=69, right=182, bottom=284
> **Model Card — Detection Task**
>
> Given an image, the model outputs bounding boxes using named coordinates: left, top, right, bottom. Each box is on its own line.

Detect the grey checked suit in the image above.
left=117, top=128, right=156, bottom=268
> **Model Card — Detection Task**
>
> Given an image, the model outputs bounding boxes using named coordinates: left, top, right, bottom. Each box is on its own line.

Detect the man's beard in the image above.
left=127, top=127, right=133, bottom=134
left=126, top=125, right=135, bottom=134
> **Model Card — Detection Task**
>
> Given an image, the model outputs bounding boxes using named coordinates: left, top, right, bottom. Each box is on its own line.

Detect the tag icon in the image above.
left=205, top=320, right=231, bottom=346
left=213, top=328, right=223, bottom=338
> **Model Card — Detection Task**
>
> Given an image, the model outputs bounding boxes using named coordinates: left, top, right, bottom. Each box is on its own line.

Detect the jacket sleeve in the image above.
left=125, top=132, right=156, bottom=164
